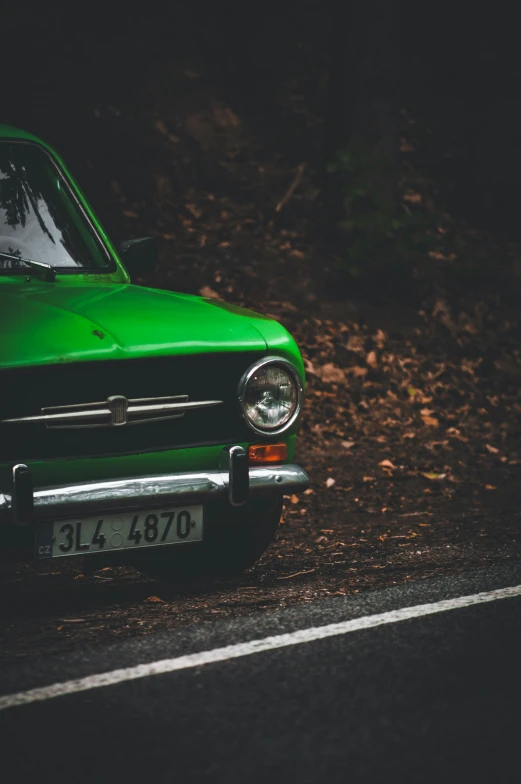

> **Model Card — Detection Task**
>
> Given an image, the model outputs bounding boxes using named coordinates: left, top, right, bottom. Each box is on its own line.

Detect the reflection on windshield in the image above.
left=0, top=142, right=110, bottom=271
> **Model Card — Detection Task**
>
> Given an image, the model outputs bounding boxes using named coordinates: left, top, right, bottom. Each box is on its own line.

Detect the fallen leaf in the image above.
left=374, top=329, right=386, bottom=346
left=422, top=472, right=446, bottom=480
left=199, top=285, right=220, bottom=299
left=446, top=428, right=468, bottom=442
left=290, top=494, right=300, bottom=504
left=154, top=119, right=180, bottom=143
left=379, top=459, right=396, bottom=469
left=317, top=363, right=346, bottom=384
left=144, top=596, right=165, bottom=604
left=314, top=535, right=328, bottom=544
left=346, top=335, right=365, bottom=353
left=484, top=484, right=498, bottom=490
left=303, top=358, right=316, bottom=375
left=341, top=440, right=356, bottom=449
left=363, top=476, right=376, bottom=482
left=185, top=203, right=202, bottom=219
left=422, top=415, right=439, bottom=427
left=485, top=444, right=499, bottom=454
left=366, top=350, right=378, bottom=368
left=326, top=477, right=336, bottom=488
left=303, top=488, right=314, bottom=495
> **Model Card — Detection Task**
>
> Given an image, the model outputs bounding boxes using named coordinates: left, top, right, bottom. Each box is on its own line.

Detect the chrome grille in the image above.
left=2, top=395, right=225, bottom=428
left=0, top=352, right=263, bottom=461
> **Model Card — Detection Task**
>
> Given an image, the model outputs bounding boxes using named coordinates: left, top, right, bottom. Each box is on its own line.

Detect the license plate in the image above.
left=35, top=506, right=203, bottom=559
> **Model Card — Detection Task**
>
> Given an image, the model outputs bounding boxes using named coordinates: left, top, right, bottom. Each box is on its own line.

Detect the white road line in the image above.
left=1, top=583, right=520, bottom=711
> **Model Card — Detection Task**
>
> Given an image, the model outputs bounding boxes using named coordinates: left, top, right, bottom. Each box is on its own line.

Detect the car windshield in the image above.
left=0, top=141, right=112, bottom=273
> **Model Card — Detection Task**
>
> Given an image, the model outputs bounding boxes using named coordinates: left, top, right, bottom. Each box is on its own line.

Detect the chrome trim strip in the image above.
left=0, top=465, right=310, bottom=522
left=4, top=408, right=112, bottom=424
left=2, top=397, right=223, bottom=427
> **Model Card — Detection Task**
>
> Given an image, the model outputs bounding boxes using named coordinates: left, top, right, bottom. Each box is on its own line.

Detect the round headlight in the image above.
left=239, top=358, right=303, bottom=435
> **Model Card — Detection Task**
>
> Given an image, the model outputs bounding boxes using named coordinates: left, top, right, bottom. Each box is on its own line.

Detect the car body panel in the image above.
left=0, top=282, right=274, bottom=368
left=0, top=436, right=297, bottom=489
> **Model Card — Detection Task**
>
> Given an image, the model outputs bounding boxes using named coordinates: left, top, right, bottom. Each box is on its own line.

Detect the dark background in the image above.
left=4, top=1, right=521, bottom=296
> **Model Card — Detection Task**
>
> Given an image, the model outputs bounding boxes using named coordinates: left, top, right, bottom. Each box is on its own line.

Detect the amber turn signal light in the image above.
left=248, top=443, right=287, bottom=464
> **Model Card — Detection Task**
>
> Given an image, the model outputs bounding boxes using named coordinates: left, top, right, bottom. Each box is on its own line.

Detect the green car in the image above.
left=0, top=125, right=309, bottom=581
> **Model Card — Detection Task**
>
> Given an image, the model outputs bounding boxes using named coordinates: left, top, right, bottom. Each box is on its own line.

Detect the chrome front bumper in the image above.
left=0, top=464, right=309, bottom=524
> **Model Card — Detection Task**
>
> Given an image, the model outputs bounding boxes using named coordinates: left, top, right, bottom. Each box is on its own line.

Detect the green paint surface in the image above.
left=19, top=435, right=297, bottom=486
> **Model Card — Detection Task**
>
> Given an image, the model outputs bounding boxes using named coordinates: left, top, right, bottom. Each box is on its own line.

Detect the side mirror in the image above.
left=119, top=237, right=158, bottom=280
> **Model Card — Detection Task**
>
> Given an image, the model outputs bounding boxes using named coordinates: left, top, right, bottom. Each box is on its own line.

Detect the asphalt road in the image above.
left=1, top=563, right=520, bottom=783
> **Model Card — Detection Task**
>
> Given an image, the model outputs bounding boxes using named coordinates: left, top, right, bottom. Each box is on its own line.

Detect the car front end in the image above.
left=0, top=124, right=309, bottom=579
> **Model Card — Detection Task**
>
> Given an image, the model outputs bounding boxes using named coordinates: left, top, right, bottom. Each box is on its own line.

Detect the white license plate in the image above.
left=35, top=506, right=203, bottom=559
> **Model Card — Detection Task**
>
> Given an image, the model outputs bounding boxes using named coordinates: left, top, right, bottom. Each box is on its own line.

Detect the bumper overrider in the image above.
left=0, top=447, right=310, bottom=526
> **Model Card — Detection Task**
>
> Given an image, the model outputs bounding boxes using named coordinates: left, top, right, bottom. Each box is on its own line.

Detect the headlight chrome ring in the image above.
left=238, top=356, right=304, bottom=436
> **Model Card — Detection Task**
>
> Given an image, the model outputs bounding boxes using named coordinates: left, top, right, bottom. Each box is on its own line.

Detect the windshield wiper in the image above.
left=0, top=251, right=57, bottom=281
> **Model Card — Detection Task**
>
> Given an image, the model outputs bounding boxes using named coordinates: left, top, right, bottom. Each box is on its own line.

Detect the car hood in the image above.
left=0, top=283, right=273, bottom=369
